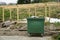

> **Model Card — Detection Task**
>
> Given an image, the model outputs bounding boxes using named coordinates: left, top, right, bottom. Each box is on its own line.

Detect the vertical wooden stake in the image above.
left=49, top=6, right=51, bottom=23
left=48, top=4, right=51, bottom=30
left=10, top=8, right=12, bottom=20
left=17, top=7, right=19, bottom=22
left=3, top=7, right=4, bottom=22
left=45, top=5, right=47, bottom=17
left=45, top=3, right=47, bottom=17
left=28, top=8, right=30, bottom=17
left=35, top=7, right=37, bottom=16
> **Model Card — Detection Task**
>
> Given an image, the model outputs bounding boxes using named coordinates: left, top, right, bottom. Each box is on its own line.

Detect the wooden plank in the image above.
left=1, top=3, right=58, bottom=9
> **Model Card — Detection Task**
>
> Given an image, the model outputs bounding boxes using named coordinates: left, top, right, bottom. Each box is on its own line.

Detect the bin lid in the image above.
left=27, top=17, right=45, bottom=20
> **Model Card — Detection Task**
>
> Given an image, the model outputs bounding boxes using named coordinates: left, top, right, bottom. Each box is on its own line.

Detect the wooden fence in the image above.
left=0, top=2, right=60, bottom=22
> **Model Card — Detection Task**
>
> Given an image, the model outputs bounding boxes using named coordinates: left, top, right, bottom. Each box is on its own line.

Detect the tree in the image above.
left=33, top=0, right=48, bottom=3
left=32, top=0, right=41, bottom=3
left=17, top=0, right=57, bottom=4
left=0, top=2, right=6, bottom=5
left=17, top=0, right=31, bottom=4
left=42, top=0, right=48, bottom=2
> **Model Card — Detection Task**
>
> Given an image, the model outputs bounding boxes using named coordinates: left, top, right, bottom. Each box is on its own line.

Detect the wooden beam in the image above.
left=0, top=3, right=59, bottom=9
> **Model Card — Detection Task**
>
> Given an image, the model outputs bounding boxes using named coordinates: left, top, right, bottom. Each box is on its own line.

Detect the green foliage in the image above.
left=17, top=0, right=58, bottom=4
left=17, top=0, right=31, bottom=4
left=19, top=8, right=29, bottom=19
left=32, top=0, right=41, bottom=3
left=4, top=9, right=10, bottom=21
left=19, top=13, right=29, bottom=19
left=0, top=7, right=2, bottom=20
left=52, top=34, right=60, bottom=40
left=54, top=22, right=60, bottom=27
left=41, top=0, right=48, bottom=2
left=11, top=8, right=17, bottom=20
left=45, top=22, right=50, bottom=26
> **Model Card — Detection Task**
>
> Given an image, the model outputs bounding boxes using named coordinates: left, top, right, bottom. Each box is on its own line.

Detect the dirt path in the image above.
left=0, top=36, right=52, bottom=40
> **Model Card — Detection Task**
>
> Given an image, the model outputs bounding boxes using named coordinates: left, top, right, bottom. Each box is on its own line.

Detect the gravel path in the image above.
left=0, top=36, right=52, bottom=40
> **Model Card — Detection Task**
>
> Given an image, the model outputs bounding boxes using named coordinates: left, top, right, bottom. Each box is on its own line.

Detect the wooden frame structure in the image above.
left=0, top=3, right=59, bottom=22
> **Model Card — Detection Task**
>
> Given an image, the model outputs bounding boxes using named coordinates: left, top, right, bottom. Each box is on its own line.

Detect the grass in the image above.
left=54, top=22, right=60, bottom=27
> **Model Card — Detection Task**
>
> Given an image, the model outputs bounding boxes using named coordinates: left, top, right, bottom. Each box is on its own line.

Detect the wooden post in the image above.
left=45, top=4, right=47, bottom=17
left=10, top=8, right=12, bottom=20
left=35, top=7, right=37, bottom=16
left=2, top=7, right=4, bottom=22
left=49, top=6, right=51, bottom=23
left=17, top=7, right=19, bottom=22
left=44, top=4, right=47, bottom=22
left=45, top=6, right=47, bottom=17
left=28, top=8, right=30, bottom=17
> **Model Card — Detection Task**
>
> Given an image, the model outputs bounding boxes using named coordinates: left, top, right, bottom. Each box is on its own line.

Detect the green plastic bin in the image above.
left=27, top=18, right=45, bottom=35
